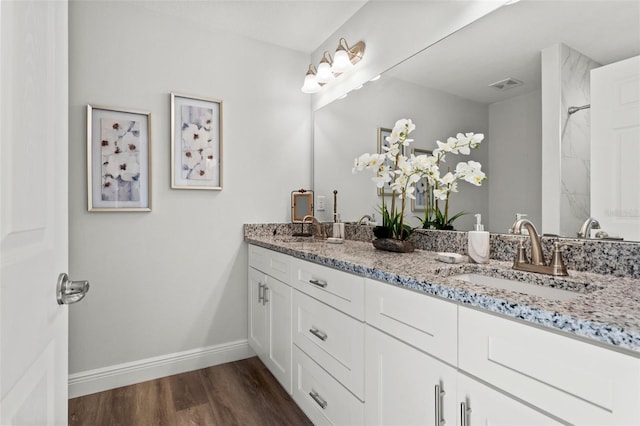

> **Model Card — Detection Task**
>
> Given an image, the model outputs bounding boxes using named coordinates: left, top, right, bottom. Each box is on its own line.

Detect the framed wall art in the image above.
left=376, top=127, right=405, bottom=196
left=171, top=93, right=223, bottom=190
left=411, top=147, right=434, bottom=212
left=87, top=104, right=152, bottom=212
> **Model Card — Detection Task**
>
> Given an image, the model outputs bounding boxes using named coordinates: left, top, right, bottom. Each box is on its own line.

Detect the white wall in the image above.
left=315, top=77, right=489, bottom=231
left=488, top=90, right=542, bottom=233
left=68, top=1, right=310, bottom=393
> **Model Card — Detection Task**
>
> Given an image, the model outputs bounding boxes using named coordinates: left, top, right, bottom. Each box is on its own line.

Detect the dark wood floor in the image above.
left=69, top=356, right=312, bottom=426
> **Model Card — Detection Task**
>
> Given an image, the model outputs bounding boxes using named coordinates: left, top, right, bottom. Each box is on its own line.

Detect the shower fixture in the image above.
left=568, top=104, right=591, bottom=115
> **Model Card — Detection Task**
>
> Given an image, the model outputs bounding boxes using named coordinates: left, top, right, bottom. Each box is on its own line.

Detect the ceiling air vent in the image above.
left=488, top=77, right=524, bottom=90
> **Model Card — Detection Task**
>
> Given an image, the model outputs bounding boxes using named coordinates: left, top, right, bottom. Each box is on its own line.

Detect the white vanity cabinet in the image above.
left=459, top=306, right=640, bottom=425
left=364, top=278, right=561, bottom=426
left=247, top=245, right=293, bottom=394
left=247, top=244, right=640, bottom=425
left=290, top=257, right=366, bottom=425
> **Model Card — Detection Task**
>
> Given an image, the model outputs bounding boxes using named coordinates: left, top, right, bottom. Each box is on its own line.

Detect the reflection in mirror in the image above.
left=291, top=189, right=313, bottom=222
left=313, top=0, right=640, bottom=240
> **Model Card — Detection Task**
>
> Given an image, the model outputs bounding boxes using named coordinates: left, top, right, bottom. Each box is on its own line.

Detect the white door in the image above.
left=1, top=1, right=71, bottom=424
left=591, top=55, right=640, bottom=241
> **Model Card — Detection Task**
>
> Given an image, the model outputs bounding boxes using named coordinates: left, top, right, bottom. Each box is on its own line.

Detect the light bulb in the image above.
left=301, top=73, right=321, bottom=94
left=316, top=59, right=335, bottom=84
left=332, top=49, right=353, bottom=74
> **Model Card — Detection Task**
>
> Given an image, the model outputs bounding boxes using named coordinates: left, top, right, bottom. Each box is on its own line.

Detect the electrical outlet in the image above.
left=317, top=195, right=326, bottom=211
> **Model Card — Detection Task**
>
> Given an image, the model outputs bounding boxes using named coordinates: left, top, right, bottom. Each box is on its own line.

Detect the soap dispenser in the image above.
left=468, top=213, right=490, bottom=264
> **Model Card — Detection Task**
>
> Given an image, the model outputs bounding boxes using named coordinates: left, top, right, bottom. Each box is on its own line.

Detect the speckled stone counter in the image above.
left=244, top=224, right=640, bottom=355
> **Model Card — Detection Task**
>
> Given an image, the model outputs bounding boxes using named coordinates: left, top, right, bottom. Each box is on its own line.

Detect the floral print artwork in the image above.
left=100, top=118, right=141, bottom=201
left=181, top=105, right=215, bottom=180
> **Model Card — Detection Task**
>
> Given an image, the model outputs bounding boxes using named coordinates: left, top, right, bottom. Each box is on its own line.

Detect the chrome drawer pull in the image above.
left=309, top=278, right=328, bottom=288
left=435, top=384, right=446, bottom=426
left=309, top=326, right=328, bottom=341
left=309, top=389, right=328, bottom=409
left=460, top=402, right=471, bottom=426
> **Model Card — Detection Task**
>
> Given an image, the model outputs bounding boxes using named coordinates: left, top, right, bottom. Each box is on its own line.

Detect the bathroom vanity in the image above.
left=245, top=226, right=640, bottom=425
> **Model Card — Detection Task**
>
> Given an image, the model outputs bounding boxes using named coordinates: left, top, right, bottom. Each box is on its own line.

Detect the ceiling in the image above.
left=386, top=0, right=640, bottom=104
left=137, top=0, right=368, bottom=54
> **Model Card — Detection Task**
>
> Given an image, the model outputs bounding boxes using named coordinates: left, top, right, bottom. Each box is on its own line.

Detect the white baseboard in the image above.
left=68, top=339, right=254, bottom=398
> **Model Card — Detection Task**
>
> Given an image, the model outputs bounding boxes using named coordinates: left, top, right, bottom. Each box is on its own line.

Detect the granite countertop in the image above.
left=245, top=234, right=640, bottom=356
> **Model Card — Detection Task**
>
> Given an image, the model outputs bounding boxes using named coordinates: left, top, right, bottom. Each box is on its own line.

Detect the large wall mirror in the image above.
left=313, top=0, right=640, bottom=241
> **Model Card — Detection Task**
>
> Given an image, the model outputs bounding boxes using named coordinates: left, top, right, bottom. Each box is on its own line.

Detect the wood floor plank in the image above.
left=175, top=403, right=217, bottom=426
left=69, top=357, right=310, bottom=426
left=133, top=378, right=178, bottom=426
left=68, top=390, right=100, bottom=426
left=232, top=357, right=312, bottom=426
left=94, top=384, right=136, bottom=426
left=200, top=360, right=261, bottom=425
left=169, top=369, right=210, bottom=412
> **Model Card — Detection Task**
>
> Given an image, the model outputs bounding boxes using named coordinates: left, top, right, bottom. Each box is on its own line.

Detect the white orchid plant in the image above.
left=353, top=118, right=486, bottom=239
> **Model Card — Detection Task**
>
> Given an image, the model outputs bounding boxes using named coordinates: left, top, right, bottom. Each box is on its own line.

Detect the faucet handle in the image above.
left=501, top=236, right=529, bottom=266
left=550, top=241, right=584, bottom=276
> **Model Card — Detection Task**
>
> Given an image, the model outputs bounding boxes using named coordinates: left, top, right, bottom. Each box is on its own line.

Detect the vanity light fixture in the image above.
left=301, top=64, right=322, bottom=94
left=316, top=52, right=336, bottom=83
left=300, top=38, right=366, bottom=93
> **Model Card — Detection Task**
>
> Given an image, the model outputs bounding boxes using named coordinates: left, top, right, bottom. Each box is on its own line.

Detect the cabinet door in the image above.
left=365, top=326, right=457, bottom=426
left=457, top=373, right=561, bottom=426
left=264, top=276, right=292, bottom=394
left=248, top=267, right=268, bottom=358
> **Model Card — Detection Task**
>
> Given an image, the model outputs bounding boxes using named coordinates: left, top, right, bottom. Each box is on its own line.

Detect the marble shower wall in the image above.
left=560, top=44, right=601, bottom=237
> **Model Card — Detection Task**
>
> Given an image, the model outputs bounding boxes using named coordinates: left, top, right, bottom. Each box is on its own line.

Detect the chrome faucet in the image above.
left=511, top=219, right=545, bottom=266
left=302, top=215, right=327, bottom=239
left=507, top=218, right=582, bottom=276
left=356, top=214, right=373, bottom=226
left=577, top=217, right=600, bottom=238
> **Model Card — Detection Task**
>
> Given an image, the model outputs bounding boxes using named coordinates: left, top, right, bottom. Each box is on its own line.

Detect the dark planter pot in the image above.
left=373, top=226, right=391, bottom=239
left=372, top=238, right=416, bottom=253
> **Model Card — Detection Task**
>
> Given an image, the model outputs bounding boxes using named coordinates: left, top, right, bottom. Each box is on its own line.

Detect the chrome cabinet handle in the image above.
left=258, top=282, right=264, bottom=304
left=309, top=326, right=328, bottom=341
left=262, top=285, right=269, bottom=305
left=309, top=278, right=327, bottom=288
left=460, top=402, right=471, bottom=426
left=309, top=389, right=328, bottom=409
left=435, top=385, right=446, bottom=426
left=56, top=273, right=90, bottom=305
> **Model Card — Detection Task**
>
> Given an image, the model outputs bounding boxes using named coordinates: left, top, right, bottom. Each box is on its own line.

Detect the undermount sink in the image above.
left=450, top=273, right=582, bottom=301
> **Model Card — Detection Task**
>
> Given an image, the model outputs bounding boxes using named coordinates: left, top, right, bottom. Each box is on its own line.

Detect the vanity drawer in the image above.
left=365, top=278, right=457, bottom=365
left=248, top=244, right=290, bottom=283
left=292, top=345, right=364, bottom=426
left=293, top=289, right=365, bottom=400
left=291, top=257, right=365, bottom=320
left=459, top=307, right=640, bottom=425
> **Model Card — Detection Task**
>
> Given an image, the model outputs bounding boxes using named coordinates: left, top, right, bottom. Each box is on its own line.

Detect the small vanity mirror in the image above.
left=291, top=189, right=313, bottom=223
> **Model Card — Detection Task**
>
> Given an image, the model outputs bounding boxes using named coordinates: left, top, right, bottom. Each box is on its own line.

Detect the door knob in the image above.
left=56, top=273, right=90, bottom=305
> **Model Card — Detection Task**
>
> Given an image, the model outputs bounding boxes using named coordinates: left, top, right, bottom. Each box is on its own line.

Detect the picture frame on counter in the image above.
left=411, top=147, right=433, bottom=212
left=376, top=127, right=404, bottom=196
left=87, top=104, right=152, bottom=212
left=171, top=92, right=223, bottom=190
